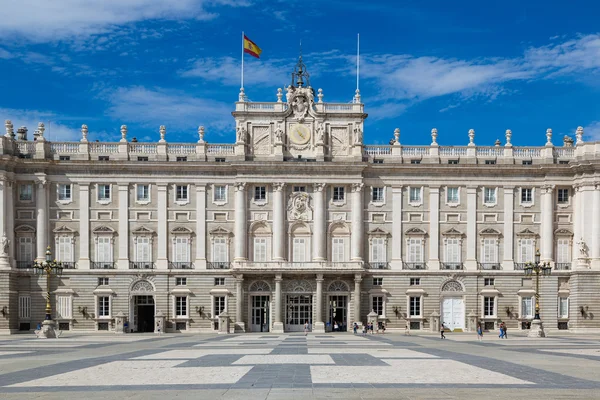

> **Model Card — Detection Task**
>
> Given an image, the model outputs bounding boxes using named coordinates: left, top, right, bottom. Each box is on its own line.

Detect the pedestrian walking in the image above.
left=477, top=323, right=483, bottom=341
left=503, top=323, right=508, bottom=339
left=304, top=320, right=309, bottom=336
left=362, top=325, right=367, bottom=336
left=440, top=323, right=446, bottom=339
left=405, top=321, right=411, bottom=336
left=353, top=322, right=358, bottom=335
left=498, top=322, right=505, bottom=339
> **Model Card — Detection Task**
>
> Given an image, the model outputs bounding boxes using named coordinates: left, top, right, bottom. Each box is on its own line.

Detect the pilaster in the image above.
left=312, top=183, right=326, bottom=261
left=0, top=180, right=7, bottom=269
left=273, top=274, right=284, bottom=333
left=428, top=186, right=440, bottom=270
left=390, top=186, right=403, bottom=269
left=5, top=179, right=14, bottom=266
left=354, top=274, right=362, bottom=326
left=351, top=183, right=364, bottom=261
left=117, top=184, right=129, bottom=269
left=156, top=184, right=168, bottom=270
left=272, top=183, right=286, bottom=261
left=540, top=185, right=554, bottom=263
left=235, top=274, right=245, bottom=332
left=314, top=274, right=325, bottom=333
left=234, top=182, right=247, bottom=261
left=503, top=186, right=515, bottom=270
left=573, top=185, right=581, bottom=267
left=465, top=186, right=477, bottom=270
left=592, top=182, right=600, bottom=269
left=35, top=179, right=48, bottom=262
left=78, top=183, right=90, bottom=269
left=194, top=185, right=206, bottom=269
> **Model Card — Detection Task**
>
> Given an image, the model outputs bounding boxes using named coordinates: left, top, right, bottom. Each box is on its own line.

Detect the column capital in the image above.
left=503, top=185, right=515, bottom=192
left=195, top=183, right=206, bottom=192
left=428, top=186, right=440, bottom=193
left=157, top=183, right=168, bottom=191
left=234, top=274, right=244, bottom=282
left=234, top=182, right=246, bottom=191
left=274, top=274, right=283, bottom=282
left=354, top=273, right=363, bottom=283
left=273, top=182, right=286, bottom=192
left=118, top=184, right=129, bottom=191
left=351, top=183, right=364, bottom=192
left=316, top=273, right=324, bottom=282
left=36, top=179, right=48, bottom=188
left=594, top=181, right=600, bottom=190
left=466, top=185, right=478, bottom=193
left=392, top=185, right=403, bottom=192
left=313, top=183, right=326, bottom=192
left=541, top=184, right=555, bottom=194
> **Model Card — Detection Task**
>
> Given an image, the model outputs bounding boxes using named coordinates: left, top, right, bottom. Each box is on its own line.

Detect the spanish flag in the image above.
left=243, top=35, right=262, bottom=59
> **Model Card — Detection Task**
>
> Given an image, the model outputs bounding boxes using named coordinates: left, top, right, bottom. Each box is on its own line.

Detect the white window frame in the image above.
left=443, top=237, right=462, bottom=264
left=520, top=296, right=534, bottom=319
left=56, top=295, right=73, bottom=319
left=557, top=188, right=570, bottom=206
left=134, top=235, right=153, bottom=263
left=481, top=238, right=499, bottom=264
left=519, top=187, right=534, bottom=207
left=558, top=297, right=569, bottom=319
left=252, top=185, right=267, bottom=205
left=172, top=236, right=191, bottom=264
left=96, top=184, right=112, bottom=204
left=556, top=238, right=571, bottom=264
left=96, top=295, right=112, bottom=319
left=17, top=236, right=34, bottom=262
left=95, top=235, right=114, bottom=264
left=371, top=186, right=385, bottom=205
left=175, top=184, right=190, bottom=205
left=406, top=237, right=424, bottom=263
left=176, top=277, right=187, bottom=286
left=293, top=237, right=307, bottom=262
left=518, top=238, right=535, bottom=263
left=371, top=295, right=385, bottom=318
left=19, top=183, right=33, bottom=202
left=55, top=235, right=75, bottom=262
left=136, top=184, right=151, bottom=205
left=332, top=186, right=345, bottom=204
left=445, top=186, right=460, bottom=206
left=482, top=296, right=497, bottom=318
left=408, top=295, right=422, bottom=318
left=370, top=237, right=387, bottom=264
left=331, top=237, right=346, bottom=262
left=253, top=237, right=267, bottom=262
left=483, top=187, right=497, bottom=207
left=408, top=186, right=423, bottom=206
left=211, top=236, right=229, bottom=263
left=211, top=295, right=227, bottom=320
left=18, top=295, right=31, bottom=319
left=214, top=277, right=225, bottom=286
left=174, top=295, right=189, bottom=318
left=57, top=183, right=72, bottom=204
left=212, top=185, right=228, bottom=205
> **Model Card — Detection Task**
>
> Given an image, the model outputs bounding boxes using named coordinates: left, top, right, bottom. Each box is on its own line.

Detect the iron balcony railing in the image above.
left=514, top=263, right=529, bottom=270
left=60, top=262, right=77, bottom=269
left=169, top=262, right=194, bottom=269
left=207, top=262, right=231, bottom=269
left=554, top=263, right=571, bottom=270
left=366, top=262, right=390, bottom=269
left=91, top=262, right=115, bottom=269
left=403, top=262, right=428, bottom=270
left=441, top=263, right=464, bottom=270
left=478, top=263, right=501, bottom=270
left=16, top=261, right=33, bottom=269
left=129, top=261, right=155, bottom=270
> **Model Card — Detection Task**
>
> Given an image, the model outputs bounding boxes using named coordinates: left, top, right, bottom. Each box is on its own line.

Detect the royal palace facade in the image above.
left=1, top=61, right=600, bottom=335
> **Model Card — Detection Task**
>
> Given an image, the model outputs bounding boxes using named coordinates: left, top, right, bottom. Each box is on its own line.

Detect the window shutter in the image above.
left=213, top=238, right=228, bottom=262
left=97, top=237, right=112, bottom=262
left=332, top=238, right=344, bottom=262
left=254, top=238, right=267, bottom=262
left=371, top=238, right=384, bottom=262
left=293, top=238, right=305, bottom=262
left=19, top=296, right=31, bottom=319
left=136, top=237, right=151, bottom=262
left=557, top=239, right=569, bottom=263
left=175, top=237, right=189, bottom=262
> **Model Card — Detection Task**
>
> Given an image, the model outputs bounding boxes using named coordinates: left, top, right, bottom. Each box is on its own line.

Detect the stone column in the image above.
left=272, top=183, right=286, bottom=261
left=503, top=186, right=515, bottom=270
left=540, top=185, right=554, bottom=263
left=35, top=180, right=48, bottom=262
left=314, top=274, right=325, bottom=332
left=0, top=180, right=7, bottom=269
left=273, top=274, right=284, bottom=333
left=313, top=183, right=326, bottom=261
left=5, top=180, right=14, bottom=265
left=354, top=274, right=362, bottom=326
left=573, top=185, right=581, bottom=267
left=79, top=183, right=90, bottom=269
left=351, top=183, right=364, bottom=261
left=429, top=186, right=440, bottom=269
left=117, top=184, right=129, bottom=269
left=234, top=182, right=247, bottom=261
left=157, top=184, right=168, bottom=269
left=582, top=185, right=594, bottom=268
left=235, top=274, right=245, bottom=332
left=195, top=185, right=206, bottom=269
left=391, top=186, right=403, bottom=269
left=465, top=186, right=477, bottom=270
left=592, top=182, right=600, bottom=269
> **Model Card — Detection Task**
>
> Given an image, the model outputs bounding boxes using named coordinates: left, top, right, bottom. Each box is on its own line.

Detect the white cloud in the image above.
left=524, top=34, right=600, bottom=76
left=104, top=86, right=234, bottom=138
left=0, top=108, right=81, bottom=141
left=0, top=48, right=13, bottom=59
left=0, top=0, right=249, bottom=43
left=582, top=121, right=600, bottom=141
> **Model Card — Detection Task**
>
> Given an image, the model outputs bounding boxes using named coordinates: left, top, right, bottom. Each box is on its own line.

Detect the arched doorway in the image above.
left=248, top=280, right=271, bottom=332
left=440, top=280, right=465, bottom=331
left=327, top=280, right=350, bottom=332
left=284, top=280, right=314, bottom=332
left=129, top=280, right=155, bottom=333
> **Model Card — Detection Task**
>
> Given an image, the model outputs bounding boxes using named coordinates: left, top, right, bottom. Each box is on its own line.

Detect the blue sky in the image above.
left=0, top=0, right=599, bottom=146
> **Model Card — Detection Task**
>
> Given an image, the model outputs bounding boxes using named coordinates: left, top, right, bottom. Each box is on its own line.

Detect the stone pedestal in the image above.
left=218, top=311, right=230, bottom=334
left=367, top=310, right=378, bottom=329
left=430, top=311, right=440, bottom=333
left=155, top=311, right=165, bottom=334
left=115, top=312, right=127, bottom=334
left=234, top=322, right=245, bottom=333
left=527, top=318, right=546, bottom=338
left=313, top=321, right=325, bottom=333
left=0, top=255, right=9, bottom=270
left=467, top=311, right=478, bottom=332
left=272, top=322, right=284, bottom=333
left=576, top=258, right=590, bottom=270
left=35, top=320, right=60, bottom=339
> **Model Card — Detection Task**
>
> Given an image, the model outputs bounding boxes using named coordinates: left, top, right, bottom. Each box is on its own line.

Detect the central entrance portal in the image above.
left=328, top=295, right=348, bottom=332
left=251, top=295, right=270, bottom=332
left=134, top=295, right=155, bottom=332
left=285, top=294, right=313, bottom=332
left=441, top=297, right=465, bottom=332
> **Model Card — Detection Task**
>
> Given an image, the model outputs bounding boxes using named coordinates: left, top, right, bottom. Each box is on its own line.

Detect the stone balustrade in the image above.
left=234, top=261, right=364, bottom=271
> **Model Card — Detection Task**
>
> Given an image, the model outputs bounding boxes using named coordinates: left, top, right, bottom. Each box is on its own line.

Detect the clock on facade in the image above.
left=289, top=124, right=311, bottom=145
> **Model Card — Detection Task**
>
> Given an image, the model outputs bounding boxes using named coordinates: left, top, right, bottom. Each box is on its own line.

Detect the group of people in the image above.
left=353, top=321, right=386, bottom=335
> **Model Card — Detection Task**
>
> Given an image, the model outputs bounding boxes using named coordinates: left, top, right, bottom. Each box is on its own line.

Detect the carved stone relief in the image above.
left=252, top=126, right=271, bottom=155
left=330, top=127, right=349, bottom=156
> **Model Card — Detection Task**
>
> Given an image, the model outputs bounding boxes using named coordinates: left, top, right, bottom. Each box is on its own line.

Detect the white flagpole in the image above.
left=241, top=31, right=245, bottom=90
left=356, top=33, right=360, bottom=92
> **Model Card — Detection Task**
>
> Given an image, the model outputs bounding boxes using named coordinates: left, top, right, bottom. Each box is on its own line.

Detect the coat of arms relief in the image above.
left=287, top=192, right=313, bottom=221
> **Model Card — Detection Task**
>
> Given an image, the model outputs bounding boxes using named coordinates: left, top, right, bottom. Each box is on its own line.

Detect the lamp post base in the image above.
left=35, top=320, right=61, bottom=339
left=527, top=318, right=546, bottom=338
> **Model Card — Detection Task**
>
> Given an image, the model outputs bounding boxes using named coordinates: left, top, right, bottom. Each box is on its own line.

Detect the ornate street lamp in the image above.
left=33, top=246, right=63, bottom=338
left=523, top=249, right=552, bottom=337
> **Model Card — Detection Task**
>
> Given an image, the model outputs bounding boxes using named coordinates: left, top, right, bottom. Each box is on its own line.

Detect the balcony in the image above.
left=365, top=262, right=390, bottom=270
left=60, top=262, right=77, bottom=269
left=402, top=262, right=428, bottom=270
left=478, top=263, right=501, bottom=270
left=91, top=262, right=115, bottom=269
left=16, top=261, right=33, bottom=269
left=235, top=261, right=364, bottom=271
left=555, top=263, right=571, bottom=270
left=129, top=262, right=155, bottom=270
left=169, top=262, right=194, bottom=270
left=441, top=263, right=463, bottom=270
left=207, top=262, right=231, bottom=270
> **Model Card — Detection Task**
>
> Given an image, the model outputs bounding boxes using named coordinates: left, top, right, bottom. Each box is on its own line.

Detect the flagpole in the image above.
left=356, top=33, right=360, bottom=92
left=241, top=31, right=244, bottom=90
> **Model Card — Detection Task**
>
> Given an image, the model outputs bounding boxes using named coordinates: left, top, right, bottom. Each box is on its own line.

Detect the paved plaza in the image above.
left=1, top=332, right=600, bottom=399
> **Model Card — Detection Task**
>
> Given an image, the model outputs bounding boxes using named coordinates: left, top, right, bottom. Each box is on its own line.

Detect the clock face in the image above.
left=289, top=124, right=311, bottom=145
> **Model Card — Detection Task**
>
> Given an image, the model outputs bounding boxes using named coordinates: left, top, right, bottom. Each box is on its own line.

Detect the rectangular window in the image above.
left=215, top=157, right=226, bottom=162
left=410, top=159, right=421, bottom=164
left=482, top=239, right=498, bottom=263
left=373, top=159, right=383, bottom=164
left=176, top=185, right=188, bottom=202
left=448, top=160, right=459, bottom=165
left=557, top=189, right=569, bottom=204
left=136, top=237, right=151, bottom=262
left=59, top=156, right=70, bottom=161
left=521, top=297, right=533, bottom=318
left=484, top=187, right=496, bottom=204
left=521, top=188, right=532, bottom=203
left=175, top=296, right=187, bottom=317
left=409, top=187, right=421, bottom=203
left=407, top=238, right=423, bottom=262
left=98, top=296, right=110, bottom=317
left=370, top=237, right=385, bottom=263
left=214, top=277, right=225, bottom=286
left=485, top=160, right=496, bottom=165
left=18, top=237, right=33, bottom=262
left=213, top=238, right=228, bottom=262
left=446, top=187, right=459, bottom=204
left=19, top=184, right=33, bottom=201
left=558, top=297, right=569, bottom=318
left=174, top=237, right=190, bottom=262
left=331, top=238, right=345, bottom=262
left=98, top=156, right=110, bottom=161
left=56, top=296, right=72, bottom=319
left=253, top=238, right=267, bottom=262
left=372, top=296, right=384, bottom=316
left=56, top=236, right=73, bottom=262
left=484, top=278, right=495, bottom=286
left=98, top=277, right=109, bottom=286
left=213, top=296, right=226, bottom=317
left=293, top=238, right=306, bottom=262
left=410, top=278, right=420, bottom=286
left=254, top=186, right=266, bottom=201
left=98, top=184, right=111, bottom=201
left=333, top=186, right=345, bottom=202
left=556, top=239, right=570, bottom=263
left=293, top=186, right=306, bottom=192
left=97, top=237, right=112, bottom=262
left=409, top=296, right=421, bottom=317
left=214, top=185, right=226, bottom=202
left=137, top=184, right=150, bottom=202
left=176, top=156, right=187, bottom=162
left=372, top=278, right=383, bottom=286
left=518, top=238, right=535, bottom=263
left=522, top=160, right=532, bottom=165
left=58, top=184, right=72, bottom=201
left=18, top=295, right=31, bottom=319
left=372, top=187, right=384, bottom=202
left=137, top=156, right=149, bottom=162
left=176, top=277, right=187, bottom=286
left=483, top=297, right=495, bottom=317
left=444, top=238, right=460, bottom=263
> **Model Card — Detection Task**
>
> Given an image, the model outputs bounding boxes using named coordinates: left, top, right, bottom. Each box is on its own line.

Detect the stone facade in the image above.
left=1, top=61, right=599, bottom=334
